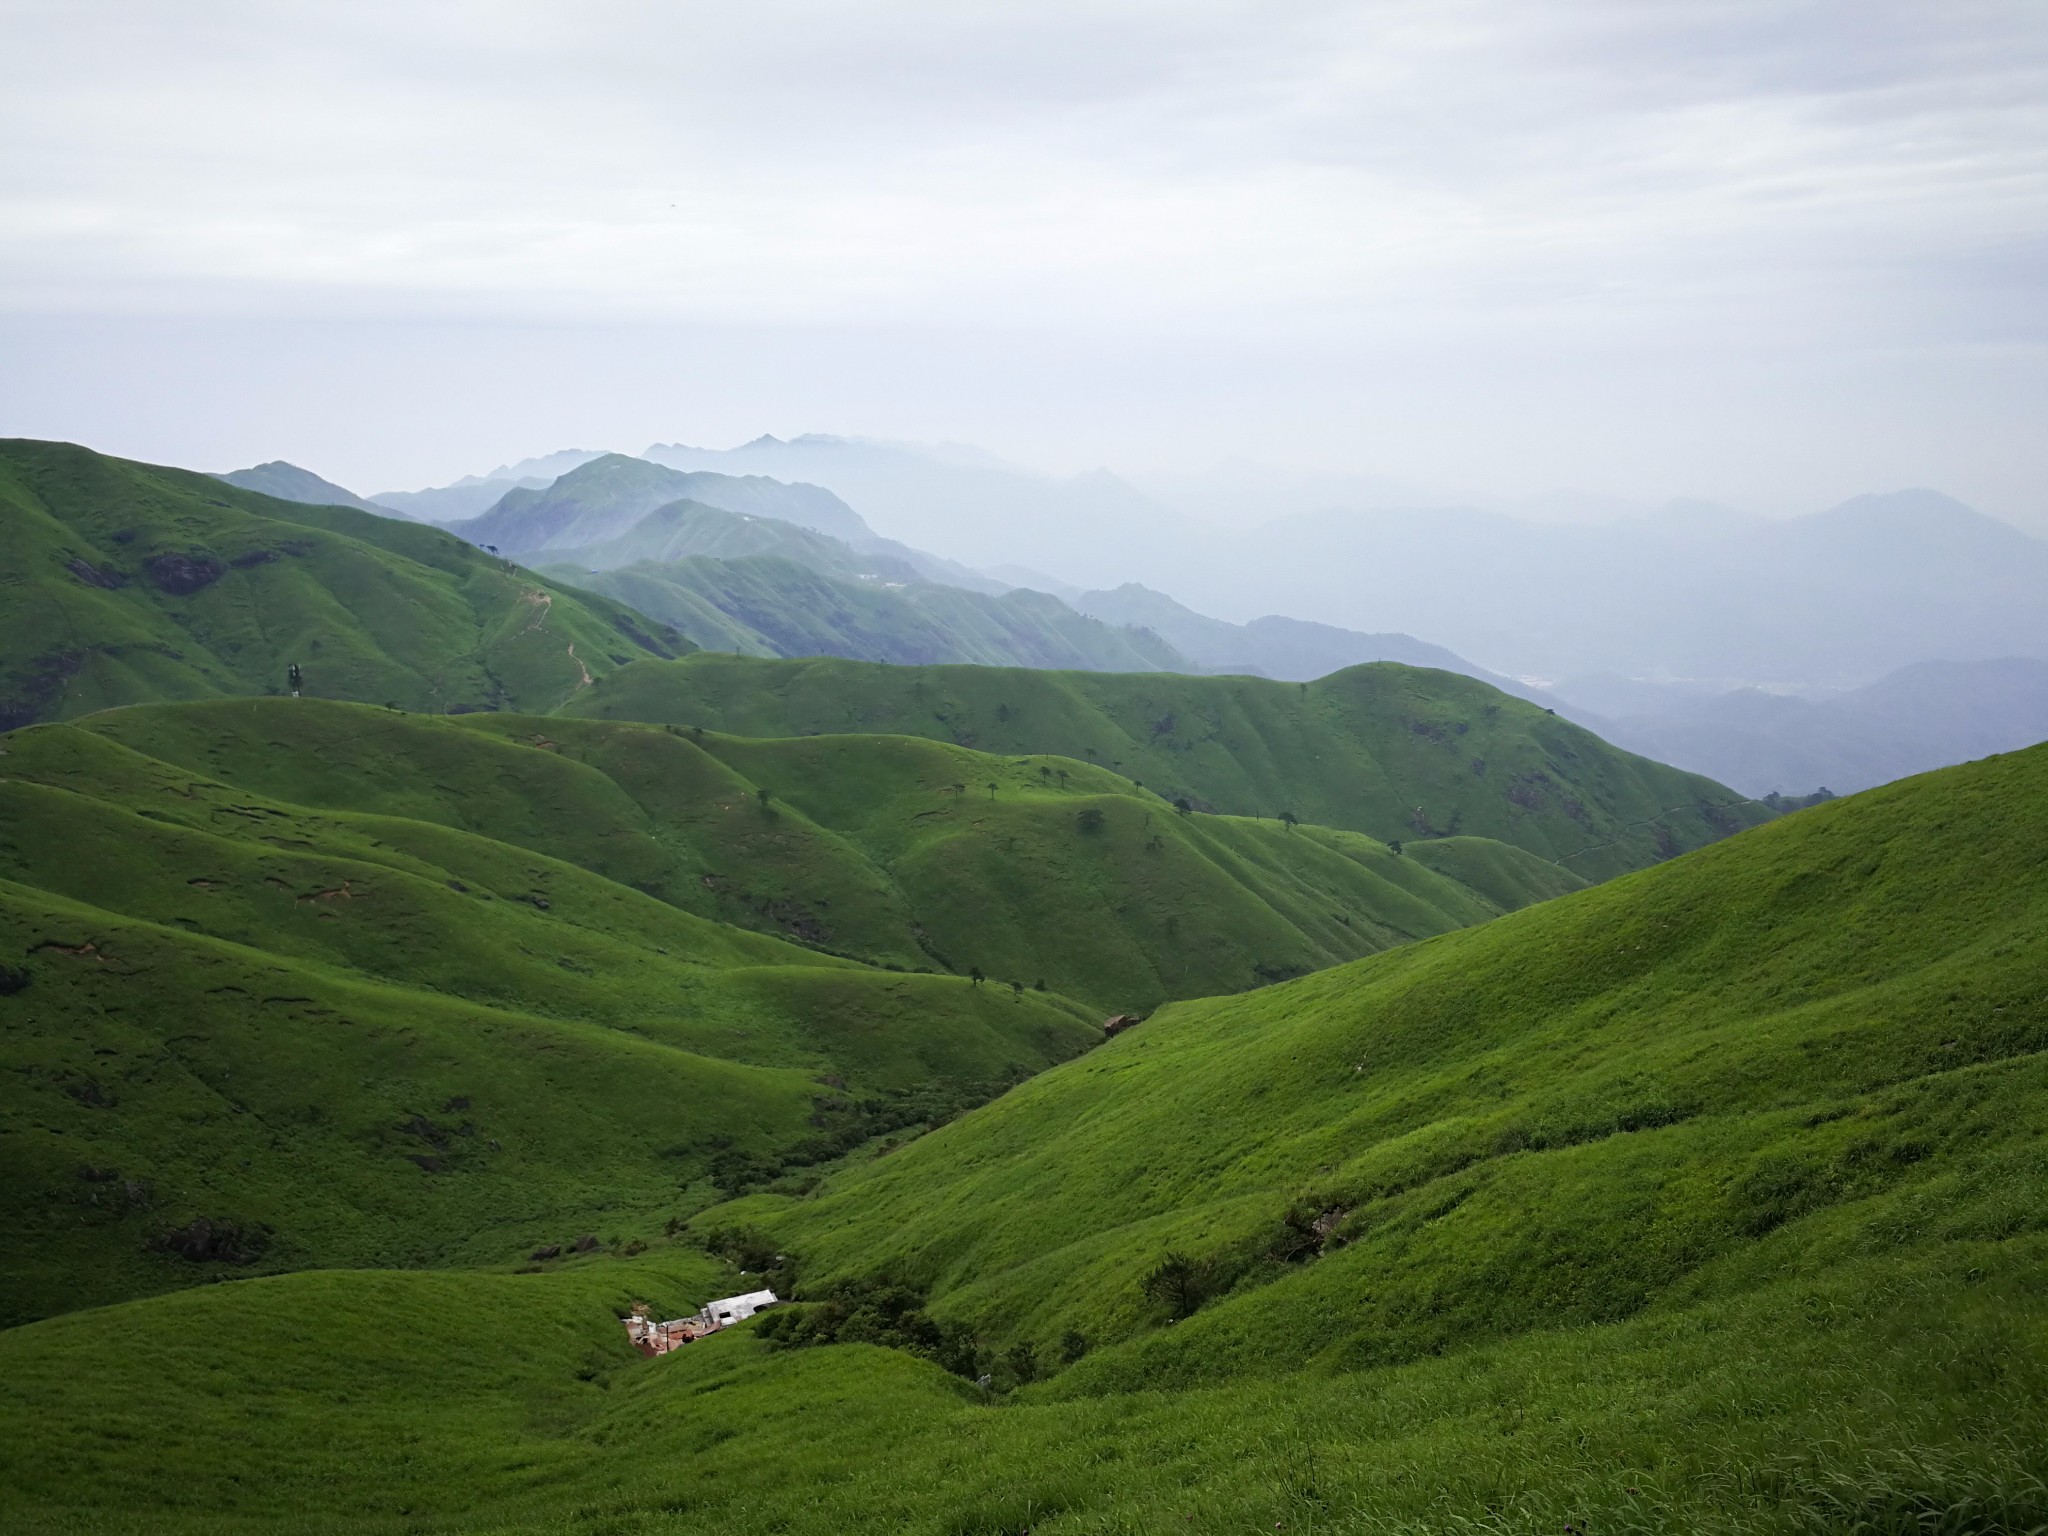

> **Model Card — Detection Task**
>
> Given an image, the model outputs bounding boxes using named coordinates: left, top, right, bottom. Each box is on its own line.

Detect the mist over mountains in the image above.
left=596, top=435, right=2048, bottom=692
left=207, top=433, right=2048, bottom=799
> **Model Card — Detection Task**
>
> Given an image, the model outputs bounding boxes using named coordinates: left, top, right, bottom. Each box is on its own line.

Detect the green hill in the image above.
left=0, top=439, right=689, bottom=728
left=563, top=652, right=1774, bottom=878
left=53, top=698, right=1570, bottom=1013
left=2, top=748, right=2040, bottom=1535
left=0, top=710, right=1100, bottom=1326
left=556, top=553, right=1192, bottom=672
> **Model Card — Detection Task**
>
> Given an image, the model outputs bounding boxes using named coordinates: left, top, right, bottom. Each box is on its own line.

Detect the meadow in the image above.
left=1, top=744, right=2040, bottom=1533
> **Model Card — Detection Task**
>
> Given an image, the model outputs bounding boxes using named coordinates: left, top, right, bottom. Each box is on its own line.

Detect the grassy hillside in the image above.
left=2, top=748, right=2040, bottom=1534
left=0, top=439, right=688, bottom=728
left=0, top=713, right=1098, bottom=1326
left=728, top=744, right=2048, bottom=1370
left=556, top=553, right=1192, bottom=673
left=563, top=652, right=1773, bottom=878
left=60, top=698, right=1570, bottom=1012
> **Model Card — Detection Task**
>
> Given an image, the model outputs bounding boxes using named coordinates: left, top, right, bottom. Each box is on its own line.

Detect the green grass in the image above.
left=721, top=744, right=2048, bottom=1380
left=561, top=652, right=1773, bottom=878
left=0, top=439, right=689, bottom=729
left=62, top=698, right=1568, bottom=1012
left=0, top=711, right=1101, bottom=1326
left=0, top=749, right=2041, bottom=1533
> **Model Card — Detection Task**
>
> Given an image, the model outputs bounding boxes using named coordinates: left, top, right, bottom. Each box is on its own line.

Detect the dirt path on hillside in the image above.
left=519, top=588, right=592, bottom=694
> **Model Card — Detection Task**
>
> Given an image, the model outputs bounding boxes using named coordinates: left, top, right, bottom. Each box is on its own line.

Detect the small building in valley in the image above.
left=1102, top=1013, right=1145, bottom=1038
left=622, top=1288, right=780, bottom=1357
left=697, top=1288, right=779, bottom=1330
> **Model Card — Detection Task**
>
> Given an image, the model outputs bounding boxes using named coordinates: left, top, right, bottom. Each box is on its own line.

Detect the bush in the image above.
left=756, top=1279, right=985, bottom=1381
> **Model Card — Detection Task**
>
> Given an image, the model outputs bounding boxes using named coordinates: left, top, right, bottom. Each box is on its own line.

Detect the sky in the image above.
left=1, top=0, right=2044, bottom=526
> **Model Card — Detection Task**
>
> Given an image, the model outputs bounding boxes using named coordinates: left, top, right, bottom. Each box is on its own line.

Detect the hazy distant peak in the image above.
left=1806, top=488, right=2036, bottom=548
left=477, top=448, right=607, bottom=484
left=212, top=460, right=395, bottom=516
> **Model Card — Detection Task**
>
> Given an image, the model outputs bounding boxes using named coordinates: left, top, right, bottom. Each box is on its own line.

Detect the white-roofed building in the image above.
left=696, top=1288, right=780, bottom=1330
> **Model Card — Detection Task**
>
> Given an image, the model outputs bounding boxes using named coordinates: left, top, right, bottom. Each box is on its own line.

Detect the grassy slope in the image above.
left=563, top=652, right=1773, bottom=879
left=727, top=745, right=2048, bottom=1368
left=2, top=750, right=2042, bottom=1534
left=0, top=716, right=1097, bottom=1325
left=0, top=438, right=687, bottom=729
left=64, top=698, right=1572, bottom=1013
left=552, top=552, right=1191, bottom=672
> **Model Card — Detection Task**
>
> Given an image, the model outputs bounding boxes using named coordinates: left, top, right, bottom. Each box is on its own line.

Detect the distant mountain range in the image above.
left=1152, top=489, right=2048, bottom=690
left=203, top=442, right=2048, bottom=799
left=1548, top=658, right=2048, bottom=798
left=642, top=434, right=1197, bottom=588
left=629, top=440, right=2048, bottom=694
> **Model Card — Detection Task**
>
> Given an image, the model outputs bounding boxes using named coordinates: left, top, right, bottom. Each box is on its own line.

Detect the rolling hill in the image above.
left=561, top=652, right=1774, bottom=879
left=0, top=439, right=689, bottom=729
left=0, top=707, right=1100, bottom=1325
left=1, top=743, right=2039, bottom=1535
left=49, top=698, right=1572, bottom=1014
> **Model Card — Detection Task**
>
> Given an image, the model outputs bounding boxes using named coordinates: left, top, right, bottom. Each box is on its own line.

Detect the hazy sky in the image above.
left=2, top=0, right=2044, bottom=525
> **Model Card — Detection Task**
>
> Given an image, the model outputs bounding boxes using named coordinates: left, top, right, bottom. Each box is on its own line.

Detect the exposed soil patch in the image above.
left=144, top=552, right=227, bottom=595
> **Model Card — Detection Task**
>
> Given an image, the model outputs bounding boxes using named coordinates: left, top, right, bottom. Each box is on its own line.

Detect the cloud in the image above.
left=0, top=0, right=2042, bottom=516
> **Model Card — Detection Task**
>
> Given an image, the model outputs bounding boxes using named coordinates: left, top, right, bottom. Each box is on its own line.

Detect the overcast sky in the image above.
left=1, top=0, right=2043, bottom=524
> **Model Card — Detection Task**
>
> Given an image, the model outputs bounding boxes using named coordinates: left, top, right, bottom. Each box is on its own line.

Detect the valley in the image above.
left=0, top=436, right=2042, bottom=1535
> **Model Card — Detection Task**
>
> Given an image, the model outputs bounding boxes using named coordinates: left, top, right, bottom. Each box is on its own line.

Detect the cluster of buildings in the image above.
left=623, top=1288, right=779, bottom=1357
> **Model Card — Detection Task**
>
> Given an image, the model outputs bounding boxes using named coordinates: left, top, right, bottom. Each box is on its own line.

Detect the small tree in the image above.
left=969, top=965, right=985, bottom=987
left=1387, top=840, right=1403, bottom=857
left=1059, top=1328, right=1089, bottom=1364
left=1077, top=807, right=1105, bottom=835
left=1173, top=796, right=1192, bottom=816
left=1009, top=980, right=1023, bottom=1001
left=1141, top=1251, right=1210, bottom=1321
left=756, top=787, right=772, bottom=811
left=1279, top=810, right=1299, bottom=832
left=987, top=781, right=998, bottom=800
